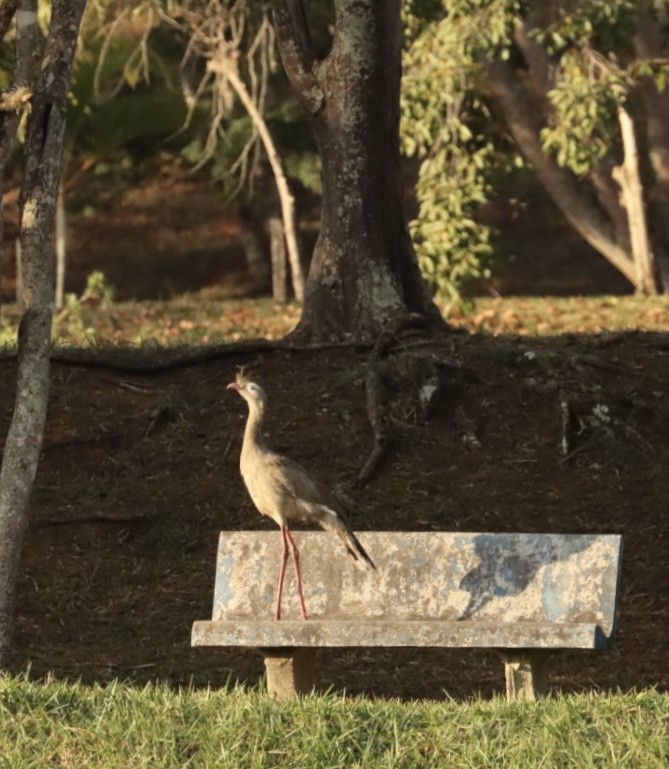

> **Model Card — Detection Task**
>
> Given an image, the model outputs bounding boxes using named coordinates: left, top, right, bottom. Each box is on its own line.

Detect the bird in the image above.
left=227, top=370, right=375, bottom=621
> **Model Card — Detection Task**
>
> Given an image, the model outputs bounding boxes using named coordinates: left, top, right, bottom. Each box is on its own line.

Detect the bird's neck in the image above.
left=242, top=400, right=268, bottom=457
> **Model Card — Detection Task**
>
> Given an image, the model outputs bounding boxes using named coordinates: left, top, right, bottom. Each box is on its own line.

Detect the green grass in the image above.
left=1, top=676, right=667, bottom=768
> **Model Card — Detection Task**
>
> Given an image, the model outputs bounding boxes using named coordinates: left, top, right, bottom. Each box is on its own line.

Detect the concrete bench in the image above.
left=192, top=531, right=622, bottom=700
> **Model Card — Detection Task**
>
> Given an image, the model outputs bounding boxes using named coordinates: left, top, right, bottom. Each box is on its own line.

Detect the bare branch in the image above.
left=270, top=0, right=323, bottom=114
left=0, top=0, right=18, bottom=43
left=209, top=55, right=305, bottom=299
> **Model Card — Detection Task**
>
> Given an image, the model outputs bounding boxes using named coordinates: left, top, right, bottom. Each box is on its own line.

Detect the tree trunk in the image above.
left=634, top=11, right=669, bottom=287
left=271, top=0, right=445, bottom=343
left=269, top=216, right=288, bottom=302
left=0, top=0, right=86, bottom=668
left=236, top=205, right=271, bottom=292
left=612, top=108, right=659, bottom=294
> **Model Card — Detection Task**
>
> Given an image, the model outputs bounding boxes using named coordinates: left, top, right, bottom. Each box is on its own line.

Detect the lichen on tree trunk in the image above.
left=271, top=0, right=445, bottom=343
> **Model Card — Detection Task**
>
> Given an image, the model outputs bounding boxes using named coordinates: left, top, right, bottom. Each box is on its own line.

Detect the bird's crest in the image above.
left=235, top=367, right=252, bottom=388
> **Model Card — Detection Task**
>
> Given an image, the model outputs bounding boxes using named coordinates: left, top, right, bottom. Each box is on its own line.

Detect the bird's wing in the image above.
left=262, top=452, right=347, bottom=520
left=264, top=452, right=376, bottom=570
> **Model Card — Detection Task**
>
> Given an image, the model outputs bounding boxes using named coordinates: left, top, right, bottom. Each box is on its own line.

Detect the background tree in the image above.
left=80, top=0, right=314, bottom=300
left=404, top=0, right=669, bottom=297
left=270, top=0, right=446, bottom=342
left=0, top=0, right=87, bottom=666
left=155, top=0, right=306, bottom=300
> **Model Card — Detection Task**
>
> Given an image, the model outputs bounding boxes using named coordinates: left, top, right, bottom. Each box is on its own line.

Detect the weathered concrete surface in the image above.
left=193, top=531, right=622, bottom=649
left=262, top=648, right=316, bottom=699
left=502, top=650, right=551, bottom=702
left=192, top=619, right=602, bottom=649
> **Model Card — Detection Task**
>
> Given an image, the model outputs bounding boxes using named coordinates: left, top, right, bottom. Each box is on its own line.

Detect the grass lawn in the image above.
left=1, top=676, right=667, bottom=769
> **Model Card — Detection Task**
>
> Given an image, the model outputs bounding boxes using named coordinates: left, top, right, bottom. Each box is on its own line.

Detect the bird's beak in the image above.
left=226, top=382, right=240, bottom=391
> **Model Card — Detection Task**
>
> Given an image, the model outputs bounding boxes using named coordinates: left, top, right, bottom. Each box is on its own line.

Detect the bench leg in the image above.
left=260, top=648, right=316, bottom=699
left=501, top=651, right=551, bottom=701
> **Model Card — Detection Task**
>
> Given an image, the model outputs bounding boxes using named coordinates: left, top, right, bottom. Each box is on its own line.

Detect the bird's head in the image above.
left=226, top=370, right=267, bottom=411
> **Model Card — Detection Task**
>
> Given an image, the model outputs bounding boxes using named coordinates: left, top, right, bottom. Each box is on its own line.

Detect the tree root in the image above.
left=0, top=338, right=372, bottom=374
left=356, top=357, right=391, bottom=488
left=36, top=513, right=154, bottom=528
left=355, top=314, right=430, bottom=488
left=558, top=388, right=651, bottom=463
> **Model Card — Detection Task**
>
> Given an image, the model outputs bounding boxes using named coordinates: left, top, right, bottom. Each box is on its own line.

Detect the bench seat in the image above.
left=193, top=619, right=605, bottom=649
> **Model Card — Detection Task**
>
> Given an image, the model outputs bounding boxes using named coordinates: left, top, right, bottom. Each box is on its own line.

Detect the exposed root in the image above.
left=356, top=357, right=391, bottom=488
left=558, top=389, right=651, bottom=463
left=559, top=392, right=585, bottom=460
left=454, top=406, right=481, bottom=449
left=356, top=314, right=430, bottom=488
left=36, top=513, right=154, bottom=528
left=0, top=338, right=371, bottom=374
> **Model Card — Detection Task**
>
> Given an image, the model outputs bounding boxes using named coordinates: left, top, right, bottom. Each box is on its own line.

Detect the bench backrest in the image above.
left=209, top=531, right=622, bottom=646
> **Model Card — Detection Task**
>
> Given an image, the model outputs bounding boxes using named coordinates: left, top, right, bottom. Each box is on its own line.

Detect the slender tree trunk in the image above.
left=55, top=182, right=66, bottom=308
left=612, top=108, right=659, bottom=294
left=269, top=216, right=288, bottom=302
left=634, top=11, right=669, bottom=287
left=0, top=0, right=87, bottom=668
left=271, top=0, right=445, bottom=343
left=210, top=59, right=305, bottom=302
left=237, top=213, right=271, bottom=292
left=15, top=238, right=22, bottom=306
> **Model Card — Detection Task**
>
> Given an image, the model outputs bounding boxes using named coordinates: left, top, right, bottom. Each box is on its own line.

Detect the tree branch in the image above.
left=0, top=0, right=18, bottom=43
left=356, top=314, right=429, bottom=488
left=485, top=59, right=637, bottom=287
left=270, top=0, right=323, bottom=114
left=209, top=56, right=305, bottom=301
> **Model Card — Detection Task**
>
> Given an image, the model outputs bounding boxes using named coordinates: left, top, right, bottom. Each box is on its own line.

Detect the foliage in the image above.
left=68, top=29, right=189, bottom=160
left=533, top=2, right=663, bottom=177
left=536, top=0, right=637, bottom=56
left=52, top=271, right=116, bottom=345
left=1, top=676, right=668, bottom=768
left=1, top=4, right=191, bottom=172
left=402, top=0, right=669, bottom=297
left=401, top=1, right=521, bottom=306
left=539, top=50, right=627, bottom=175
left=66, top=1, right=316, bottom=201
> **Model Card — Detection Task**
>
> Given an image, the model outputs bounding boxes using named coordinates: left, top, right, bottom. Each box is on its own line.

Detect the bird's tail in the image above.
left=313, top=503, right=376, bottom=569
left=339, top=529, right=376, bottom=570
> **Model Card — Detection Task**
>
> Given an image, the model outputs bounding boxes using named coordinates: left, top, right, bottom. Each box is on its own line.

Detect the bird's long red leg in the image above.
left=285, top=528, right=309, bottom=620
left=274, top=526, right=290, bottom=620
